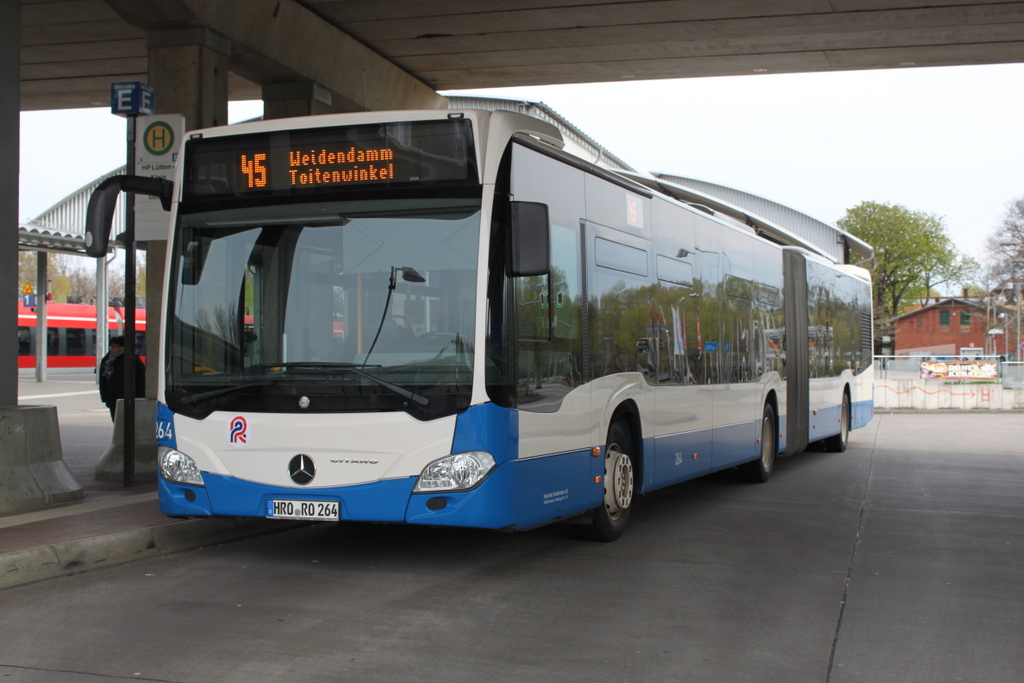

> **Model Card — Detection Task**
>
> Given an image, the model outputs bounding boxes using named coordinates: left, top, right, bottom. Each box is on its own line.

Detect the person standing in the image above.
left=98, top=335, right=146, bottom=421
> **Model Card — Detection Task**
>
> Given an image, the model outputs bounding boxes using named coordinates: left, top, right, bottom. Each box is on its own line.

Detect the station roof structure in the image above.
left=21, top=0, right=1024, bottom=111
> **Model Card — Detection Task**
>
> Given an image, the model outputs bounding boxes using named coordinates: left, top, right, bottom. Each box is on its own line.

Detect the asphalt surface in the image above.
left=1, top=373, right=1023, bottom=682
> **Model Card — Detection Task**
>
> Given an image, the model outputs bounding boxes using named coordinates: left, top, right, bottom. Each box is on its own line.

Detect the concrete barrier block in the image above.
left=0, top=465, right=47, bottom=514
left=0, top=405, right=83, bottom=515
left=28, top=462, right=85, bottom=506
left=95, top=399, right=158, bottom=482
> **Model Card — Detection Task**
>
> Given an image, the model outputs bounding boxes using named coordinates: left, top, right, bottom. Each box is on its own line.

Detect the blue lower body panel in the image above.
left=405, top=462, right=518, bottom=529
left=852, top=399, right=873, bottom=431
left=809, top=398, right=874, bottom=444
left=712, top=420, right=760, bottom=470
left=808, top=403, right=842, bottom=443
left=160, top=459, right=558, bottom=531
left=160, top=469, right=519, bottom=529
left=653, top=428, right=713, bottom=488
left=160, top=473, right=418, bottom=523
left=160, top=451, right=598, bottom=532
left=514, top=448, right=597, bottom=529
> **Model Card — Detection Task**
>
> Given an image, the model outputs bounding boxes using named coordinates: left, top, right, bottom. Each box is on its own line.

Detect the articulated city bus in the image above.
left=85, top=109, right=873, bottom=541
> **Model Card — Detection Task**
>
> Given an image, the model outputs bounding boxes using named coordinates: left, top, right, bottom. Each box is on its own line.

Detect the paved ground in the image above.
left=1, top=375, right=1023, bottom=681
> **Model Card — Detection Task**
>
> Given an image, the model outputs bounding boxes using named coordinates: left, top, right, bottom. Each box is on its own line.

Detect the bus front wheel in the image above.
left=741, top=404, right=776, bottom=483
left=579, top=421, right=635, bottom=542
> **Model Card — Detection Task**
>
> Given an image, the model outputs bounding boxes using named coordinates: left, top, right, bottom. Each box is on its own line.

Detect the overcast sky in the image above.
left=19, top=63, right=1024, bottom=264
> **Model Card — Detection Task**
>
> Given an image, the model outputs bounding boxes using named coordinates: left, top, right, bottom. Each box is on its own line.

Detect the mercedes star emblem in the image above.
left=288, top=454, right=316, bottom=485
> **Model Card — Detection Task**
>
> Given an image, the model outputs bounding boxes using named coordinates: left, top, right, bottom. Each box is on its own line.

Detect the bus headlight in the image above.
left=414, top=451, right=496, bottom=492
left=158, top=446, right=205, bottom=486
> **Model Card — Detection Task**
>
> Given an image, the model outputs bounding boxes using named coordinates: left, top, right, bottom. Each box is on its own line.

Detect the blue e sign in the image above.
left=110, top=82, right=155, bottom=116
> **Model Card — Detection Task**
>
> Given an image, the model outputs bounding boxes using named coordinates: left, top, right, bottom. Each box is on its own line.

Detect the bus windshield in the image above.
left=166, top=195, right=481, bottom=420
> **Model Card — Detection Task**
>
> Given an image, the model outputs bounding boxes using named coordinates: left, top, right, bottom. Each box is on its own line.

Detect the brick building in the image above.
left=893, top=298, right=1018, bottom=357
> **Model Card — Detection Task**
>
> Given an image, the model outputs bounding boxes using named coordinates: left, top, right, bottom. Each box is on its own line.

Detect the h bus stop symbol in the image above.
left=143, top=121, right=175, bottom=156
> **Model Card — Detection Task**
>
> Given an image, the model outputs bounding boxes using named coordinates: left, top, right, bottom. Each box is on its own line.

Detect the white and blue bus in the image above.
left=86, top=109, right=873, bottom=541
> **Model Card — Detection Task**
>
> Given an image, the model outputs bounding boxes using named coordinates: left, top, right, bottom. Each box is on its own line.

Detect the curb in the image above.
left=1, top=517, right=309, bottom=591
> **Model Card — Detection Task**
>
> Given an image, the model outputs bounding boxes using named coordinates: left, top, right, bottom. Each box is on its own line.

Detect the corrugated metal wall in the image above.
left=20, top=166, right=125, bottom=253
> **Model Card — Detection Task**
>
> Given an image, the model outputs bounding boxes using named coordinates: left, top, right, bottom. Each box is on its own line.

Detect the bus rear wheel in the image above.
left=822, top=393, right=851, bottom=453
left=579, top=421, right=635, bottom=542
left=741, top=404, right=776, bottom=483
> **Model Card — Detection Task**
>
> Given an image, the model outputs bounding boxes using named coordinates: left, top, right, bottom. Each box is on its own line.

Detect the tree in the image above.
left=16, top=249, right=145, bottom=303
left=961, top=257, right=1009, bottom=354
left=986, top=194, right=1024, bottom=287
left=17, top=251, right=35, bottom=293
left=837, top=201, right=964, bottom=347
left=107, top=256, right=146, bottom=302
left=987, top=195, right=1024, bottom=357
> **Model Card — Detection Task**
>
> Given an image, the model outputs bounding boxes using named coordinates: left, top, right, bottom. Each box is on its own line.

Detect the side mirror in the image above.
left=508, top=201, right=550, bottom=277
left=85, top=175, right=173, bottom=257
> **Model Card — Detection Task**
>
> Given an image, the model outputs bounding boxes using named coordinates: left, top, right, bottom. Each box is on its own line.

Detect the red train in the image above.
left=17, top=301, right=148, bottom=369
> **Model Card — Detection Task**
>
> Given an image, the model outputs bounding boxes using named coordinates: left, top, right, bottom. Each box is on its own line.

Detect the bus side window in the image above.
left=516, top=275, right=550, bottom=341
left=515, top=223, right=583, bottom=409
left=511, top=144, right=585, bottom=412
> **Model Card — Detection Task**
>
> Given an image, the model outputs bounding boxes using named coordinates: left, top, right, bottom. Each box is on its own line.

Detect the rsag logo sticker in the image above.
left=228, top=416, right=248, bottom=446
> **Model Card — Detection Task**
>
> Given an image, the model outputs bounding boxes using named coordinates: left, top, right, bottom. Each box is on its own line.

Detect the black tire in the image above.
left=578, top=421, right=636, bottom=542
left=740, top=404, right=776, bottom=483
left=822, top=393, right=851, bottom=453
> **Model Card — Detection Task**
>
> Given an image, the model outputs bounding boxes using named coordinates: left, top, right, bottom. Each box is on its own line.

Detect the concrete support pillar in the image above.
left=147, top=27, right=230, bottom=130
left=143, top=27, right=231, bottom=399
left=263, top=82, right=336, bottom=120
left=0, top=1, right=80, bottom=514
left=0, top=0, right=18, bottom=407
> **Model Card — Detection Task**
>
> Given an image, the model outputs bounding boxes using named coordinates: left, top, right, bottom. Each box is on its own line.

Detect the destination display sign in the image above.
left=183, top=119, right=476, bottom=200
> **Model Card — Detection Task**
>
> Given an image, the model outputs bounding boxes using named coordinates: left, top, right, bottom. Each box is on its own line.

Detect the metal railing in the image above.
left=1003, top=362, right=1024, bottom=388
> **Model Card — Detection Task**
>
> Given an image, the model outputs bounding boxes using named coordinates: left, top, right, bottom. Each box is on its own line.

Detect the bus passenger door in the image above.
left=713, top=227, right=760, bottom=469
left=649, top=198, right=714, bottom=487
left=509, top=144, right=593, bottom=525
left=584, top=219, right=657, bottom=490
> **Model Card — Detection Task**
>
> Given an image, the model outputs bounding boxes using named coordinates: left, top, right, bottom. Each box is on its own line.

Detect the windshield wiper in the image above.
left=250, top=362, right=430, bottom=407
left=181, top=381, right=273, bottom=405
